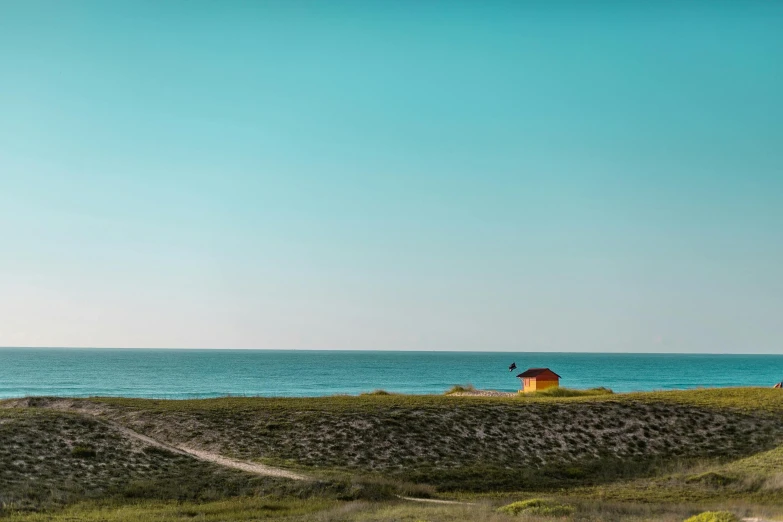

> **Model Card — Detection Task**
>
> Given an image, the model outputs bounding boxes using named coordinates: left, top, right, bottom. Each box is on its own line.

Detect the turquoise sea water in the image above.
left=0, top=349, right=781, bottom=399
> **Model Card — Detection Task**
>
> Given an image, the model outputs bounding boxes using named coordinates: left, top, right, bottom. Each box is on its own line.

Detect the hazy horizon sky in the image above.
left=1, top=1, right=781, bottom=353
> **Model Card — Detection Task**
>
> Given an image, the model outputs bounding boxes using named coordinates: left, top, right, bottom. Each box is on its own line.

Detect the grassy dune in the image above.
left=1, top=388, right=782, bottom=521
left=77, top=389, right=783, bottom=490
left=0, top=409, right=299, bottom=511
left=580, top=431, right=783, bottom=504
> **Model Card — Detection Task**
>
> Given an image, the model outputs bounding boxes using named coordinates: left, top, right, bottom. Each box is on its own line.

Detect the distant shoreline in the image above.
left=1, top=346, right=783, bottom=356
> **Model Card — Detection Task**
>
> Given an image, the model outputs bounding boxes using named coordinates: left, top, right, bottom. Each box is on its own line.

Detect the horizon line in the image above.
left=0, top=346, right=780, bottom=356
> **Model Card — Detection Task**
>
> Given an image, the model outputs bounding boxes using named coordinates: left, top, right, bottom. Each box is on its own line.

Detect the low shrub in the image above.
left=496, top=498, right=575, bottom=517
left=444, top=384, right=476, bottom=395
left=334, top=479, right=398, bottom=501
left=71, top=446, right=96, bottom=459
left=685, top=472, right=736, bottom=487
left=683, top=511, right=739, bottom=522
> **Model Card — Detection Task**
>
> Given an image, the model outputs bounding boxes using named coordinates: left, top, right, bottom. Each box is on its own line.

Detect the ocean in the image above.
left=0, top=348, right=781, bottom=399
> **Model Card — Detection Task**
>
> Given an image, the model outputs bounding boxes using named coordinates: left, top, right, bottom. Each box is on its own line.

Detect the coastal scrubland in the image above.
left=1, top=388, right=782, bottom=521
left=0, top=408, right=308, bottom=511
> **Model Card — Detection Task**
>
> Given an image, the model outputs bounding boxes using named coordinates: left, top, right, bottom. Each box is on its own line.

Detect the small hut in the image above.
left=516, top=368, right=560, bottom=393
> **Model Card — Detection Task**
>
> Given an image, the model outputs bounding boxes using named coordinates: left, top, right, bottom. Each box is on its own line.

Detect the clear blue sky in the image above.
left=1, top=1, right=781, bottom=352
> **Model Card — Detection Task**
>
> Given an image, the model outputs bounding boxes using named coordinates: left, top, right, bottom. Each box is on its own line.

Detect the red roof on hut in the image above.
left=516, top=368, right=561, bottom=379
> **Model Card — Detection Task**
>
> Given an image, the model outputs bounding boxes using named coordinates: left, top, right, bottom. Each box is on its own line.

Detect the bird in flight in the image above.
left=508, top=362, right=517, bottom=372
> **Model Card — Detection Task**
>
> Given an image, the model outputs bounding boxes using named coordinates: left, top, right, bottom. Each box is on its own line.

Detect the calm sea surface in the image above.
left=0, top=349, right=781, bottom=399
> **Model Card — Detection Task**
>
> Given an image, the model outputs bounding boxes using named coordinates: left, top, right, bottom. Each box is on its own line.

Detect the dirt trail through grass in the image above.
left=112, top=420, right=476, bottom=505
left=177, top=445, right=308, bottom=480
left=106, top=420, right=310, bottom=481
left=397, top=496, right=474, bottom=505
left=0, top=398, right=310, bottom=482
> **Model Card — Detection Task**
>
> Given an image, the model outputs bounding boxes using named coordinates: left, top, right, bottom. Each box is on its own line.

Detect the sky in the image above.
left=0, top=1, right=781, bottom=353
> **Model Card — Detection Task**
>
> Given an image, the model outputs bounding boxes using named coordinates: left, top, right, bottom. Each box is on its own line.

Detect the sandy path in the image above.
left=111, top=423, right=309, bottom=481
left=397, top=496, right=474, bottom=505
left=177, top=445, right=308, bottom=480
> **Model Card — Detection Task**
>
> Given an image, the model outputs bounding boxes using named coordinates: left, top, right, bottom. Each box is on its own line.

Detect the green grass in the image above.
left=3, top=497, right=336, bottom=521
left=619, top=387, right=783, bottom=414
left=5, top=497, right=775, bottom=522
left=71, top=445, right=97, bottom=459
left=519, top=386, right=614, bottom=398
left=496, top=498, right=576, bottom=516
left=724, top=439, right=783, bottom=477
left=683, top=511, right=739, bottom=522
left=18, top=386, right=770, bottom=414
left=562, top=442, right=783, bottom=506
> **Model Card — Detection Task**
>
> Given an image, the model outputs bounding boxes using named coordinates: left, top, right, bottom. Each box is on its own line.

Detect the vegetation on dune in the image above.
left=2, top=387, right=783, bottom=520
left=626, top=387, right=783, bottom=414
left=691, top=440, right=783, bottom=498
left=519, top=387, right=614, bottom=398
left=51, top=386, right=783, bottom=413
left=569, top=433, right=783, bottom=504
left=444, top=384, right=476, bottom=394
left=0, top=409, right=429, bottom=514
left=3, top=497, right=764, bottom=522
left=3, top=497, right=336, bottom=522
left=724, top=437, right=783, bottom=478
left=496, top=498, right=575, bottom=517
left=683, top=511, right=739, bottom=522
left=55, top=391, right=783, bottom=491
left=0, top=409, right=311, bottom=512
